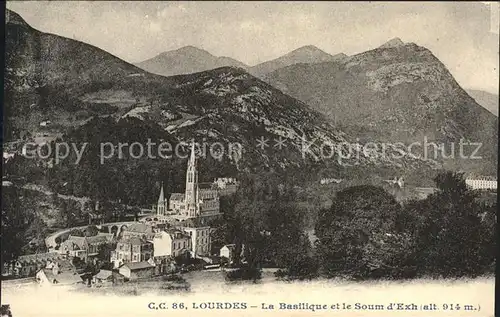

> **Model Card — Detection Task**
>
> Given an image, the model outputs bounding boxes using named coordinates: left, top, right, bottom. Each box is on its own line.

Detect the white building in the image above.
left=153, top=229, right=191, bottom=258
left=465, top=176, right=497, bottom=190
left=182, top=226, right=211, bottom=257
left=219, top=244, right=235, bottom=259
left=320, top=178, right=343, bottom=185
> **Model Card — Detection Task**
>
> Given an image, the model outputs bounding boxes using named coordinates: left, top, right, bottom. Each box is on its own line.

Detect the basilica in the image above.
left=156, top=143, right=221, bottom=219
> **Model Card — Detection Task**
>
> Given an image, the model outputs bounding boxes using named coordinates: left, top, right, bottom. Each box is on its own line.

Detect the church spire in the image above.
left=158, top=185, right=165, bottom=203
left=189, top=141, right=196, bottom=167
left=185, top=141, right=199, bottom=217
left=157, top=184, right=166, bottom=216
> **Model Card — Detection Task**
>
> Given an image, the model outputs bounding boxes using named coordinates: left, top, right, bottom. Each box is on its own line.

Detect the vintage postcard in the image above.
left=1, top=2, right=497, bottom=317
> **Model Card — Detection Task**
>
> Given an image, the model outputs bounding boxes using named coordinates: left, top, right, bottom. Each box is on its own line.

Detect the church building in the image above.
left=156, top=143, right=221, bottom=219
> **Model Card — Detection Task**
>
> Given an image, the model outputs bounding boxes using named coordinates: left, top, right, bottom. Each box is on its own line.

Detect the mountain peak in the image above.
left=137, top=46, right=247, bottom=77
left=332, top=53, right=348, bottom=60
left=279, top=45, right=337, bottom=63
left=169, top=45, right=213, bottom=56
left=379, top=37, right=405, bottom=49
left=294, top=45, right=322, bottom=52
left=176, top=45, right=207, bottom=52
left=288, top=45, right=329, bottom=56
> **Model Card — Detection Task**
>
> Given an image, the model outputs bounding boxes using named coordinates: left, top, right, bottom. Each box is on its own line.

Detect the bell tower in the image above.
left=185, top=142, right=199, bottom=217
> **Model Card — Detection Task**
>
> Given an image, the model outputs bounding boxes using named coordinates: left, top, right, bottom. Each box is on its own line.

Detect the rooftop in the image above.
left=41, top=269, right=83, bottom=285
left=125, top=223, right=154, bottom=233
left=466, top=175, right=497, bottom=181
left=94, top=269, right=113, bottom=279
left=120, top=236, right=151, bottom=246
left=170, top=193, right=184, bottom=201
left=120, top=261, right=155, bottom=270
left=17, top=252, right=61, bottom=264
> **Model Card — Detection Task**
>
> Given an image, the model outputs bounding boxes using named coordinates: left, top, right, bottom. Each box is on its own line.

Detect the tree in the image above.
left=315, top=185, right=404, bottom=279
left=84, top=225, right=99, bottom=237
left=221, top=172, right=316, bottom=280
left=68, top=229, right=84, bottom=237
left=97, top=242, right=116, bottom=262
left=406, top=171, right=489, bottom=277
left=1, top=186, right=28, bottom=273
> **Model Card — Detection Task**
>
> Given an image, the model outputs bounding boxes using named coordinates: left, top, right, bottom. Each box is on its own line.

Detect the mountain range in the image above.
left=262, top=39, right=497, bottom=174
left=135, top=44, right=348, bottom=78
left=246, top=45, right=347, bottom=77
left=135, top=42, right=497, bottom=120
left=4, top=9, right=496, bottom=186
left=7, top=9, right=427, bottom=178
left=136, top=46, right=247, bottom=77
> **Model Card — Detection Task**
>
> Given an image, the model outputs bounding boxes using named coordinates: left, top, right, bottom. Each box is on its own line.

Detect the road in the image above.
left=22, top=183, right=152, bottom=213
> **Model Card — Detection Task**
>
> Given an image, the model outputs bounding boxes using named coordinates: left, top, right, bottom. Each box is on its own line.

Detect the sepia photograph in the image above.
left=1, top=1, right=498, bottom=317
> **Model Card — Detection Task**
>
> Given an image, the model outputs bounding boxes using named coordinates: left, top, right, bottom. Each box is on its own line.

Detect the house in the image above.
left=92, top=269, right=124, bottom=287
left=39, top=120, right=51, bottom=127
left=121, top=223, right=156, bottom=241
left=60, top=233, right=114, bottom=262
left=465, top=176, right=497, bottom=190
left=9, top=252, right=63, bottom=277
left=110, top=237, right=153, bottom=269
left=150, top=256, right=177, bottom=276
left=182, top=226, right=211, bottom=257
left=219, top=244, right=244, bottom=262
left=220, top=244, right=236, bottom=259
left=35, top=261, right=83, bottom=287
left=118, top=261, right=155, bottom=280
left=153, top=229, right=192, bottom=258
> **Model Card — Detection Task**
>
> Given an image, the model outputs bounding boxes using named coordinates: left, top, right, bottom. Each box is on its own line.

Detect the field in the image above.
left=1, top=274, right=494, bottom=317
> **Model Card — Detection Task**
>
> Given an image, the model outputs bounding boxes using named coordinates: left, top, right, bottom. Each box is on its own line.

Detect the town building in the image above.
left=219, top=244, right=245, bottom=263
left=156, top=143, right=221, bottom=219
left=384, top=177, right=404, bottom=188
left=149, top=256, right=177, bottom=276
left=39, top=120, right=51, bottom=127
left=35, top=260, right=83, bottom=287
left=7, top=252, right=64, bottom=277
left=121, top=223, right=156, bottom=241
left=110, top=237, right=153, bottom=269
left=212, top=177, right=239, bottom=196
left=183, top=226, right=211, bottom=257
left=60, top=233, right=114, bottom=262
left=92, top=269, right=124, bottom=287
left=465, top=176, right=497, bottom=190
left=220, top=244, right=236, bottom=259
left=153, top=229, right=192, bottom=258
left=320, top=178, right=343, bottom=185
left=118, top=261, right=155, bottom=280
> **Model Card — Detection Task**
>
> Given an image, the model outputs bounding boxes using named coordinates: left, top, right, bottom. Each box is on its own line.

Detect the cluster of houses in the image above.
left=3, top=144, right=241, bottom=288
left=5, top=220, right=240, bottom=287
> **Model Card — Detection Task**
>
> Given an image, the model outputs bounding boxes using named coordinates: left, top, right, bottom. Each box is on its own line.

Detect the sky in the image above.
left=6, top=1, right=499, bottom=94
